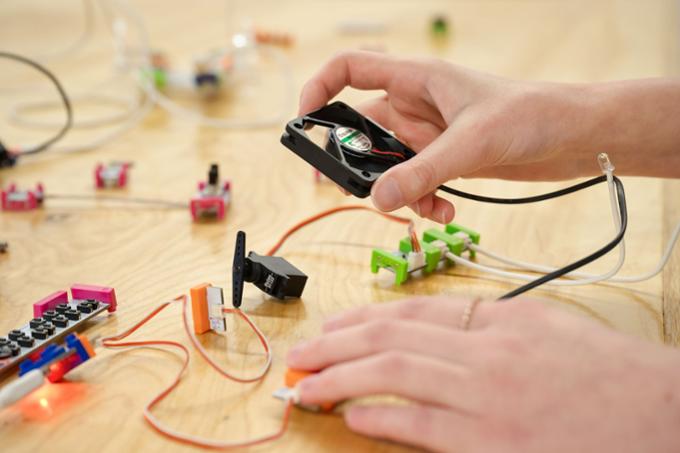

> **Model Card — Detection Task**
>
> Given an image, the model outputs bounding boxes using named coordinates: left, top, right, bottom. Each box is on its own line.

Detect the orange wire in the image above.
left=370, top=148, right=406, bottom=160
left=180, top=302, right=271, bottom=383
left=101, top=295, right=292, bottom=449
left=266, top=204, right=420, bottom=256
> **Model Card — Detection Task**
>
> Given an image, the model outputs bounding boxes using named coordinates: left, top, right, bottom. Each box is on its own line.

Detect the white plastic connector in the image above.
left=272, top=386, right=300, bottom=404
left=430, top=240, right=450, bottom=258
left=206, top=286, right=227, bottom=332
left=453, top=231, right=472, bottom=249
left=0, top=369, right=45, bottom=409
left=407, top=251, right=426, bottom=272
left=598, top=153, right=615, bottom=173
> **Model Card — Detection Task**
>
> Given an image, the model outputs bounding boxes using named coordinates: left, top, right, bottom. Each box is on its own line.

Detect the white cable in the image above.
left=5, top=1, right=152, bottom=157
left=106, top=0, right=295, bottom=129
left=447, top=162, right=627, bottom=286
left=608, top=221, right=680, bottom=282
left=468, top=223, right=679, bottom=284
left=447, top=251, right=621, bottom=286
left=51, top=90, right=152, bottom=154
left=33, top=0, right=95, bottom=63
left=0, top=369, right=45, bottom=409
left=141, top=47, right=295, bottom=129
left=15, top=88, right=153, bottom=155
left=8, top=92, right=139, bottom=129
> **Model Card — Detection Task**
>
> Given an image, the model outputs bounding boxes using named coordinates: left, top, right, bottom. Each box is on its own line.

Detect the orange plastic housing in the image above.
left=284, top=368, right=335, bottom=412
left=190, top=283, right=211, bottom=334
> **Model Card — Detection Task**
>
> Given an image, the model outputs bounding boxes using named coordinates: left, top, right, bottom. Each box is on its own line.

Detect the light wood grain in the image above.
left=663, top=179, right=680, bottom=345
left=0, top=1, right=679, bottom=452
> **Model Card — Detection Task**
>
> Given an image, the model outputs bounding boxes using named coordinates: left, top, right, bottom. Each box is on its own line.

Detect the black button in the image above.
left=31, top=328, right=49, bottom=340
left=42, top=323, right=55, bottom=335
left=43, top=310, right=58, bottom=321
left=65, top=309, right=80, bottom=321
left=0, top=337, right=8, bottom=346
left=8, top=343, right=20, bottom=356
left=8, top=330, right=23, bottom=341
left=77, top=303, right=93, bottom=314
left=55, top=303, right=70, bottom=314
left=17, top=336, right=35, bottom=347
left=52, top=315, right=68, bottom=328
left=29, top=318, right=45, bottom=329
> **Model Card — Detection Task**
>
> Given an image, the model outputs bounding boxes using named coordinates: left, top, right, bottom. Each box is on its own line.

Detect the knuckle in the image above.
left=330, top=50, right=356, bottom=65
left=396, top=298, right=429, bottom=320
left=377, top=351, right=408, bottom=375
left=409, top=158, right=438, bottom=193
left=362, top=320, right=397, bottom=348
left=329, top=49, right=348, bottom=62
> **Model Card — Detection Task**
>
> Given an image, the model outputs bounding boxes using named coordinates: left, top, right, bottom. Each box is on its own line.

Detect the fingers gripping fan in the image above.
left=280, top=101, right=416, bottom=197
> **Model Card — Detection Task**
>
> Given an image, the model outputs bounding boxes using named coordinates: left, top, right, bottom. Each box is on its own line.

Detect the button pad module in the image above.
left=0, top=285, right=117, bottom=377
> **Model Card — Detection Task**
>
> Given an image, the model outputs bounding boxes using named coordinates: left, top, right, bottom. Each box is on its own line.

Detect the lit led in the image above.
left=232, top=33, right=248, bottom=48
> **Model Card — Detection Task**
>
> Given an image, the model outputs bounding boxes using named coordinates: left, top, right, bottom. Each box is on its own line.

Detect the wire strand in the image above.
left=181, top=303, right=272, bottom=383
left=266, top=205, right=420, bottom=256
left=45, top=193, right=186, bottom=209
left=498, top=177, right=627, bottom=299
left=468, top=220, right=679, bottom=284
left=438, top=175, right=607, bottom=204
left=101, top=295, right=291, bottom=449
left=0, top=51, right=73, bottom=156
left=446, top=168, right=626, bottom=287
left=437, top=174, right=628, bottom=299
left=104, top=0, right=295, bottom=130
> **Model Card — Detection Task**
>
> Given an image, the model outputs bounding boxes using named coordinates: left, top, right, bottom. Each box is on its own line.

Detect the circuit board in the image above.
left=0, top=285, right=116, bottom=377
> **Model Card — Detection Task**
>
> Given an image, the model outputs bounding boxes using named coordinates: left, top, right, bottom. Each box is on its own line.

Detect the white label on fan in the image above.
left=336, top=127, right=372, bottom=153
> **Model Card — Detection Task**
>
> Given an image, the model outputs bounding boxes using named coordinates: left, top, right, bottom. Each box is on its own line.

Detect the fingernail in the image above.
left=298, top=375, right=320, bottom=394
left=296, top=376, right=320, bottom=404
left=373, top=176, right=403, bottom=211
left=436, top=207, right=446, bottom=223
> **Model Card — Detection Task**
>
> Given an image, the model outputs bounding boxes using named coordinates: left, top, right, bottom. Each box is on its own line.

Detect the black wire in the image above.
left=437, top=176, right=627, bottom=299
left=0, top=51, right=73, bottom=156
left=438, top=175, right=607, bottom=204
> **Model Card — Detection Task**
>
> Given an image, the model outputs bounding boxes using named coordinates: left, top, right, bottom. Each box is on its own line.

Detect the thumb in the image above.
left=371, top=127, right=482, bottom=211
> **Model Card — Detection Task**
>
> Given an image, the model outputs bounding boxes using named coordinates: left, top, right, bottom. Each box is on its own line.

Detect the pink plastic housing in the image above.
left=190, top=180, right=231, bottom=221
left=94, top=164, right=104, bottom=188
left=95, top=163, right=129, bottom=188
left=190, top=197, right=225, bottom=220
left=1, top=183, right=44, bottom=211
left=70, top=284, right=117, bottom=313
left=33, top=290, right=69, bottom=318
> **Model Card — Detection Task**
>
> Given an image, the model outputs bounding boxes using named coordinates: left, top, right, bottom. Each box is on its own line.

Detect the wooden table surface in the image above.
left=1, top=1, right=679, bottom=451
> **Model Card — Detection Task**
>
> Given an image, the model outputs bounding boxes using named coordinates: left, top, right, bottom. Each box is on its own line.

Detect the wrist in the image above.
left=553, top=79, right=680, bottom=177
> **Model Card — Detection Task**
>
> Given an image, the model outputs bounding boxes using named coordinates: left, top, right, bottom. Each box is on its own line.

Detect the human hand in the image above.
left=300, top=51, right=680, bottom=223
left=286, top=297, right=680, bottom=453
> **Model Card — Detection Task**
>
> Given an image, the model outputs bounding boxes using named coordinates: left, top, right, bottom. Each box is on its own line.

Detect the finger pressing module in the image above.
left=287, top=319, right=482, bottom=370
left=297, top=351, right=475, bottom=411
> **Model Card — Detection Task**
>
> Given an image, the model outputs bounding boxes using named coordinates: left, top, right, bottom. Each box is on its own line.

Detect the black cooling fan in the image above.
left=280, top=101, right=416, bottom=197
